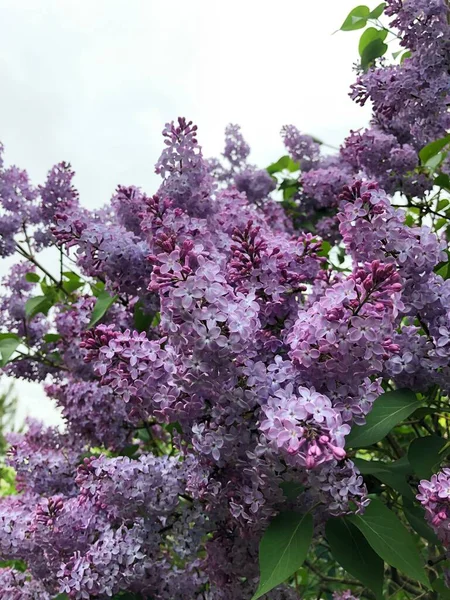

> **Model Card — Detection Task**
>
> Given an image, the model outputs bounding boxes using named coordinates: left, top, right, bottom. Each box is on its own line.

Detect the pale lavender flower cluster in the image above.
left=0, top=5, right=449, bottom=594
left=0, top=568, right=51, bottom=600
left=333, top=591, right=359, bottom=600
left=338, top=181, right=450, bottom=394
left=341, top=129, right=431, bottom=197
left=417, top=469, right=450, bottom=546
left=6, top=419, right=83, bottom=496
left=210, top=123, right=278, bottom=206
left=260, top=385, right=348, bottom=469
left=350, top=1, right=450, bottom=150
left=281, top=125, right=320, bottom=171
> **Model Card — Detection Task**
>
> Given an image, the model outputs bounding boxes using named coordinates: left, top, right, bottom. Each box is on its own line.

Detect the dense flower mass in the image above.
left=418, top=469, right=450, bottom=546
left=0, top=1, right=450, bottom=598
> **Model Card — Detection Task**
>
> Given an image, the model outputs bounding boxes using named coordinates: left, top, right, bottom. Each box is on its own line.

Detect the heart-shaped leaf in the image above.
left=340, top=6, right=370, bottom=31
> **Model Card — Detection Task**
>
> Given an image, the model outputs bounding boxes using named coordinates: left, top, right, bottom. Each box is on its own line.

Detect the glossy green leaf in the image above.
left=402, top=498, right=440, bottom=545
left=266, top=155, right=300, bottom=175
left=408, top=435, right=446, bottom=480
left=43, top=333, right=62, bottom=343
left=279, top=481, right=304, bottom=501
left=62, top=273, right=84, bottom=293
left=25, top=272, right=40, bottom=283
left=346, top=389, right=421, bottom=448
left=251, top=511, right=313, bottom=600
left=425, top=152, right=446, bottom=171
left=353, top=456, right=414, bottom=500
left=358, top=27, right=387, bottom=56
left=318, top=240, right=332, bottom=258
left=360, top=37, right=388, bottom=69
left=0, top=333, right=21, bottom=367
left=340, top=5, right=370, bottom=31
left=419, top=134, right=450, bottom=165
left=133, top=301, right=155, bottom=333
left=400, top=50, right=411, bottom=63
left=90, top=280, right=105, bottom=297
left=435, top=250, right=450, bottom=279
left=88, top=290, right=117, bottom=328
left=432, top=580, right=450, bottom=599
left=348, top=498, right=429, bottom=586
left=368, top=2, right=386, bottom=18
left=326, top=518, right=383, bottom=599
left=283, top=186, right=299, bottom=201
left=25, top=295, right=53, bottom=319
left=435, top=173, right=450, bottom=192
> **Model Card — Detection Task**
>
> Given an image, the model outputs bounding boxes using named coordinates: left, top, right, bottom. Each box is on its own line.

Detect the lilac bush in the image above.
left=0, top=1, right=450, bottom=599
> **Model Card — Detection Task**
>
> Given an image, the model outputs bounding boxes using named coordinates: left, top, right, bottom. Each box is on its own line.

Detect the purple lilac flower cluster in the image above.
left=346, top=0, right=450, bottom=188
left=417, top=469, right=450, bottom=553
left=0, top=1, right=449, bottom=596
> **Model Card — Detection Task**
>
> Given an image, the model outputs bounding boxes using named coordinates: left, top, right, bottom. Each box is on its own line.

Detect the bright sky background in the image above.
left=0, top=0, right=371, bottom=428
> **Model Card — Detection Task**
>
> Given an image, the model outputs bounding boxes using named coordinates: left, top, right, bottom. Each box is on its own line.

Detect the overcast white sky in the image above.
left=0, top=0, right=371, bottom=427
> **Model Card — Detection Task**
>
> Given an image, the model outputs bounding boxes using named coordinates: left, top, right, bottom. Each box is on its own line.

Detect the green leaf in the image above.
left=251, top=511, right=313, bottom=599
left=358, top=27, right=387, bottom=56
left=346, top=389, right=421, bottom=448
left=62, top=272, right=84, bottom=293
left=279, top=481, right=304, bottom=501
left=408, top=435, right=446, bottom=480
left=0, top=333, right=21, bottom=367
left=419, top=134, right=450, bottom=165
left=425, top=152, right=446, bottom=171
left=326, top=518, right=383, bottom=599
left=400, top=50, right=411, bottom=63
left=318, top=240, right=331, bottom=258
left=432, top=580, right=450, bottom=599
left=402, top=498, right=440, bottom=545
left=266, top=156, right=300, bottom=175
left=88, top=290, right=117, bottom=328
left=283, top=186, right=299, bottom=201
left=90, top=280, right=105, bottom=297
left=368, top=2, right=386, bottom=18
left=348, top=498, right=429, bottom=586
left=360, top=37, right=388, bottom=69
left=133, top=301, right=155, bottom=333
left=25, top=296, right=53, bottom=319
left=435, top=173, right=450, bottom=192
left=340, top=5, right=370, bottom=31
left=435, top=250, right=450, bottom=279
left=151, top=312, right=161, bottom=328
left=353, top=456, right=414, bottom=500
left=43, top=333, right=62, bottom=343
left=25, top=272, right=40, bottom=283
